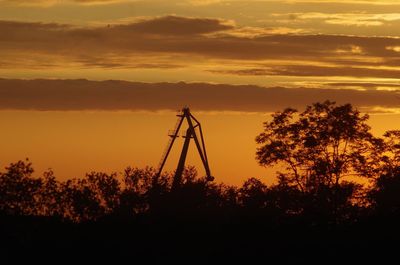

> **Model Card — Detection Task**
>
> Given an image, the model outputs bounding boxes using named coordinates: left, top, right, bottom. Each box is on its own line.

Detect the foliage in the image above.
left=254, top=101, right=391, bottom=223
left=255, top=101, right=383, bottom=191
left=0, top=159, right=41, bottom=215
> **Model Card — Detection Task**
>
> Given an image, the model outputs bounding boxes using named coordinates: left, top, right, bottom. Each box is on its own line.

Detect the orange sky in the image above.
left=0, top=0, right=399, bottom=185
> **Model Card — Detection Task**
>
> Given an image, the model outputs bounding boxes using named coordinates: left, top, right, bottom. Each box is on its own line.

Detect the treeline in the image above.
left=0, top=162, right=240, bottom=222
left=1, top=160, right=400, bottom=262
left=0, top=158, right=399, bottom=225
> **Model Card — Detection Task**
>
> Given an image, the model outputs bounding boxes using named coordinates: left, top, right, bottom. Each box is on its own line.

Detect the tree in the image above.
left=36, top=169, right=64, bottom=217
left=369, top=168, right=400, bottom=217
left=86, top=172, right=120, bottom=213
left=239, top=178, right=268, bottom=209
left=0, top=159, right=42, bottom=215
left=369, top=130, right=400, bottom=216
left=380, top=130, right=400, bottom=174
left=120, top=166, right=163, bottom=215
left=66, top=172, right=120, bottom=221
left=255, top=101, right=383, bottom=221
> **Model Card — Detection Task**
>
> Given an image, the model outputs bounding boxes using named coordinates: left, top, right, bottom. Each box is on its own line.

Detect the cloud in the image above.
left=0, top=16, right=235, bottom=68
left=0, top=0, right=129, bottom=6
left=0, top=78, right=399, bottom=113
left=187, top=0, right=222, bottom=6
left=1, top=16, right=400, bottom=80
left=326, top=82, right=400, bottom=90
left=74, top=0, right=126, bottom=2
left=213, top=65, right=400, bottom=79
left=225, top=26, right=308, bottom=38
left=292, top=12, right=400, bottom=27
left=0, top=16, right=234, bottom=53
left=115, top=15, right=234, bottom=36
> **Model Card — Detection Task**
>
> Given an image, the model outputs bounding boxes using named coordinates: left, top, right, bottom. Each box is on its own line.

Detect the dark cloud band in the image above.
left=0, top=78, right=399, bottom=112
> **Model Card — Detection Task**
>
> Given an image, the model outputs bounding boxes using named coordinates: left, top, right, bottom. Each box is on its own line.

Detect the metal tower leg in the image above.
left=172, top=127, right=193, bottom=189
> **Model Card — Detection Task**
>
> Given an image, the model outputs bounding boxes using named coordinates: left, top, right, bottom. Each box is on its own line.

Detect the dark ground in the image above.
left=2, top=213, right=399, bottom=264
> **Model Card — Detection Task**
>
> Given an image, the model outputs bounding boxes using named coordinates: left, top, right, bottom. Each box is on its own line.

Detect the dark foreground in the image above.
left=2, top=154, right=400, bottom=263
left=2, top=214, right=399, bottom=264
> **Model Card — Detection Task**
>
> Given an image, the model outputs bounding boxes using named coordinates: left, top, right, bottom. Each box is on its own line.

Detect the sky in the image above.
left=0, top=0, right=400, bottom=185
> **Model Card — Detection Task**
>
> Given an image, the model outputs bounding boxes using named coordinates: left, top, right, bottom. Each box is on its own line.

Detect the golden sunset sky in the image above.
left=1, top=0, right=400, bottom=185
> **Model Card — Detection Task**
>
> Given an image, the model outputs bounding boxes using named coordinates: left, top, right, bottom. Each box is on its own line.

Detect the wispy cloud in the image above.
left=289, top=12, right=400, bottom=27
left=187, top=0, right=222, bottom=6
left=326, top=82, right=400, bottom=91
left=0, top=0, right=131, bottom=6
left=213, top=65, right=400, bottom=79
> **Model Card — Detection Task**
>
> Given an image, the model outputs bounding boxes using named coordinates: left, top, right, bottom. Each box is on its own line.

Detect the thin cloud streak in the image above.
left=0, top=0, right=131, bottom=6
left=213, top=65, right=400, bottom=79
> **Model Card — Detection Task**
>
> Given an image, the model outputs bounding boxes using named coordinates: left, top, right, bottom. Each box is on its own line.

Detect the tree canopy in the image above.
left=256, top=101, right=384, bottom=192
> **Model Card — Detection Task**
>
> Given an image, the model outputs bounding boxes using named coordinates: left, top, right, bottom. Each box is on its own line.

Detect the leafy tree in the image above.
left=255, top=101, right=383, bottom=221
left=266, top=175, right=304, bottom=217
left=169, top=167, right=214, bottom=213
left=0, top=159, right=41, bottom=215
left=239, top=178, right=268, bottom=209
left=369, top=130, right=400, bottom=216
left=369, top=168, right=400, bottom=217
left=85, top=171, right=120, bottom=214
left=65, top=172, right=120, bottom=221
left=36, top=169, right=64, bottom=217
left=120, top=166, right=170, bottom=215
left=380, top=130, right=400, bottom=174
left=256, top=101, right=382, bottom=190
left=68, top=178, right=104, bottom=221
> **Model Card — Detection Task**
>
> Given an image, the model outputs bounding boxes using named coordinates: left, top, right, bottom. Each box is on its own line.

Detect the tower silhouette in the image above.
left=157, top=107, right=214, bottom=188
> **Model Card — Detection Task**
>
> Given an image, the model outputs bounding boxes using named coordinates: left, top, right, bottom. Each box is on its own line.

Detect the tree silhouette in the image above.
left=255, top=101, right=383, bottom=222
left=380, top=130, right=400, bottom=174
left=0, top=159, right=41, bottom=215
left=370, top=168, right=400, bottom=217
left=36, top=169, right=64, bottom=217
left=239, top=178, right=268, bottom=209
left=120, top=166, right=169, bottom=216
left=369, top=130, right=400, bottom=217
